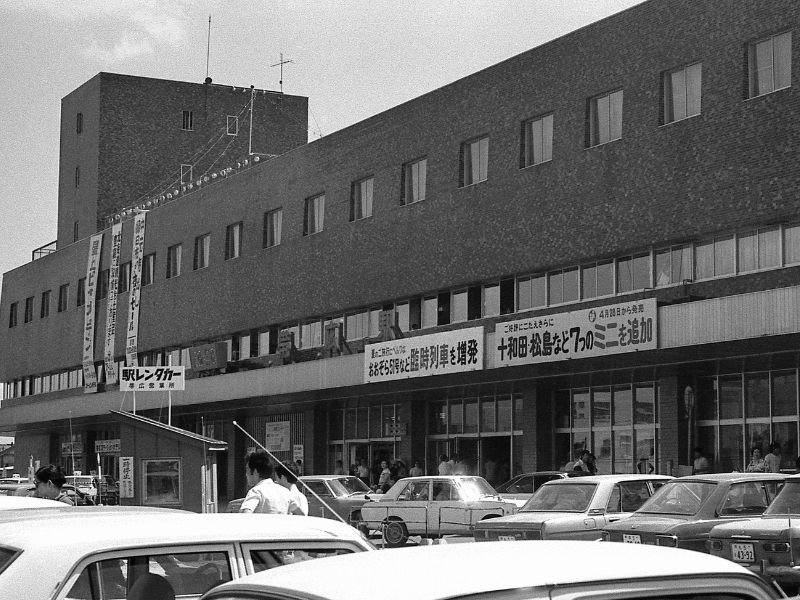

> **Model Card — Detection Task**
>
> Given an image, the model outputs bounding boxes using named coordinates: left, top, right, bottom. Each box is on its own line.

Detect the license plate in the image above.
left=731, top=542, right=755, bottom=563
left=622, top=534, right=641, bottom=544
left=498, top=535, right=517, bottom=541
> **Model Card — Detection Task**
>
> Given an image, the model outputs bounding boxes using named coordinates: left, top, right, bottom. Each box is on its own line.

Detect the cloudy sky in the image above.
left=0, top=0, right=644, bottom=288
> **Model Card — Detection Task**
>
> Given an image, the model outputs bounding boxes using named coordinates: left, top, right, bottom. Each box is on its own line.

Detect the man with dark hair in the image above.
left=274, top=463, right=308, bottom=515
left=32, top=464, right=74, bottom=505
left=239, top=450, right=292, bottom=514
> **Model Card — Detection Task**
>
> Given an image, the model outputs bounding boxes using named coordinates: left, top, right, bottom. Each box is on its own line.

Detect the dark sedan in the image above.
left=602, top=472, right=787, bottom=552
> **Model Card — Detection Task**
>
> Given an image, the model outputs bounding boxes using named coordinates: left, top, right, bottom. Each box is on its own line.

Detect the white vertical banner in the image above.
left=82, top=233, right=103, bottom=394
left=103, top=222, right=123, bottom=385
left=126, top=212, right=146, bottom=367
left=119, top=456, right=134, bottom=499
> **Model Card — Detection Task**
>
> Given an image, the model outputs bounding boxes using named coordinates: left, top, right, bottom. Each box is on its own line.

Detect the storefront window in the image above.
left=745, top=373, right=770, bottom=418
left=772, top=421, right=798, bottom=470
left=345, top=408, right=358, bottom=439
left=593, top=389, right=611, bottom=427
left=329, top=409, right=343, bottom=441
left=719, top=375, right=743, bottom=420
left=369, top=405, right=383, bottom=438
left=464, top=398, right=478, bottom=433
left=143, top=458, right=181, bottom=505
left=497, top=396, right=512, bottom=431
left=746, top=423, right=770, bottom=455
left=697, top=426, right=717, bottom=470
left=635, top=431, right=655, bottom=474
left=773, top=370, right=797, bottom=416
left=613, top=431, right=633, bottom=473
left=613, top=386, right=632, bottom=426
left=594, top=431, right=612, bottom=474
left=555, top=390, right=570, bottom=428
left=634, top=384, right=655, bottom=424
left=719, top=424, right=743, bottom=472
left=357, top=406, right=369, bottom=439
left=481, top=399, right=496, bottom=433
left=449, top=402, right=463, bottom=434
left=573, top=390, right=590, bottom=429
left=696, top=377, right=717, bottom=420
left=429, top=401, right=447, bottom=434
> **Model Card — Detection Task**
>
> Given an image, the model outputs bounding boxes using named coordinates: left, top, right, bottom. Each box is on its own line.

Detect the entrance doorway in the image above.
left=480, top=436, right=511, bottom=487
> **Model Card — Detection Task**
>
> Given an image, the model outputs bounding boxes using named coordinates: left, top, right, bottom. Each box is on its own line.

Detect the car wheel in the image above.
left=383, top=519, right=408, bottom=548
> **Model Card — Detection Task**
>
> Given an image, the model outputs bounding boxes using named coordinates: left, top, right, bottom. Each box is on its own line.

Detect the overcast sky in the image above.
left=0, top=0, right=645, bottom=289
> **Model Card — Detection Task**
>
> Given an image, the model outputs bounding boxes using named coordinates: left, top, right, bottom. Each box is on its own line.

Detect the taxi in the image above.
left=0, top=508, right=374, bottom=599
left=359, top=475, right=516, bottom=547
left=200, top=540, right=777, bottom=600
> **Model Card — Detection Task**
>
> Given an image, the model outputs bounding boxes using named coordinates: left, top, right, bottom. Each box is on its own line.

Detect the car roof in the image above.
left=0, top=512, right=367, bottom=552
left=209, top=541, right=755, bottom=600
left=542, top=474, right=673, bottom=484
left=0, top=496, right=64, bottom=510
left=672, top=473, right=788, bottom=483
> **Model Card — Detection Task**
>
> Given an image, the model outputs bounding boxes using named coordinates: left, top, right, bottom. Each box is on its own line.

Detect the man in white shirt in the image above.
left=764, top=443, right=782, bottom=473
left=438, top=455, right=451, bottom=475
left=239, top=450, right=293, bottom=514
left=274, top=463, right=308, bottom=515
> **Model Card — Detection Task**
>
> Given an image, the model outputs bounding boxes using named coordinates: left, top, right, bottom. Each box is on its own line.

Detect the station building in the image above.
left=1, top=0, right=799, bottom=510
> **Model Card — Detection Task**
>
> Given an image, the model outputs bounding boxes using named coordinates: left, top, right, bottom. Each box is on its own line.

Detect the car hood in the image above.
left=499, top=494, right=532, bottom=508
left=476, top=511, right=582, bottom=529
left=604, top=514, right=691, bottom=534
left=710, top=517, right=796, bottom=538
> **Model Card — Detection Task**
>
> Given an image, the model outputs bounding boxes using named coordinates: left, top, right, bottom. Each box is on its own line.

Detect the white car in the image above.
left=199, top=540, right=777, bottom=600
left=0, top=495, right=63, bottom=510
left=0, top=509, right=374, bottom=599
left=359, top=475, right=517, bottom=547
left=65, top=474, right=98, bottom=500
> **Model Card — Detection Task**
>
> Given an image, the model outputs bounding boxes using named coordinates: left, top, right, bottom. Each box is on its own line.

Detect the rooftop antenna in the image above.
left=270, top=53, right=293, bottom=94
left=205, top=15, right=212, bottom=83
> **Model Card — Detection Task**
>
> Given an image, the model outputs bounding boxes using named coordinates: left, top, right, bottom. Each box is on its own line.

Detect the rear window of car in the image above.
left=638, top=481, right=716, bottom=515
left=522, top=483, right=597, bottom=512
left=249, top=547, right=356, bottom=573
left=0, top=547, right=20, bottom=576
left=764, top=480, right=800, bottom=515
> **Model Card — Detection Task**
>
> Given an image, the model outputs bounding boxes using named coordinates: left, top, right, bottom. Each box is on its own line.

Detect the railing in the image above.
left=32, top=240, right=57, bottom=261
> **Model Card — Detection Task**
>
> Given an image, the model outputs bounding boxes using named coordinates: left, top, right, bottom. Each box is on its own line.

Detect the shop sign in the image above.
left=265, top=421, right=291, bottom=452
left=61, top=441, right=82, bottom=456
left=495, top=298, right=657, bottom=367
left=293, top=444, right=304, bottom=462
left=385, top=422, right=407, bottom=437
left=119, top=366, right=185, bottom=391
left=364, top=326, right=484, bottom=383
left=82, top=233, right=103, bottom=394
left=95, top=439, right=120, bottom=454
left=119, top=456, right=134, bottom=498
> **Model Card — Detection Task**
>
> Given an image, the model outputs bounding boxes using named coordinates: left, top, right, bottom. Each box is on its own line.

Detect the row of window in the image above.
left=179, top=110, right=239, bottom=135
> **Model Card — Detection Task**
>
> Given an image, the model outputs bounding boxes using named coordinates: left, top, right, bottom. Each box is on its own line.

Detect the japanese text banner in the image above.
left=494, top=298, right=657, bottom=367
left=364, top=326, right=484, bottom=383
left=82, top=233, right=103, bottom=394
left=120, top=366, right=185, bottom=391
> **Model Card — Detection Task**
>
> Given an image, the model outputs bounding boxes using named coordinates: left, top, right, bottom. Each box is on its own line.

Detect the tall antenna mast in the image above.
left=270, top=53, right=294, bottom=94
left=205, top=15, right=212, bottom=81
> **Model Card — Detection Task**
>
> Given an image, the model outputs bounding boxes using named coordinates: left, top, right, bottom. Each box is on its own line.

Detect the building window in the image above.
left=40, top=290, right=51, bottom=319
left=402, top=157, right=427, bottom=205
left=303, top=194, right=325, bottom=236
left=664, top=63, right=701, bottom=123
left=75, top=166, right=80, bottom=188
left=522, top=113, right=553, bottom=167
left=738, top=227, right=780, bottom=273
left=8, top=302, right=17, bottom=328
left=588, top=89, right=623, bottom=147
left=24, top=297, right=34, bottom=323
left=73, top=221, right=79, bottom=243
left=142, top=253, right=155, bottom=286
left=181, top=164, right=193, bottom=185
left=785, top=223, right=800, bottom=265
left=581, top=260, right=614, bottom=299
left=182, top=110, right=194, bottom=131
left=118, top=262, right=131, bottom=293
left=695, top=235, right=734, bottom=279
left=167, top=244, right=182, bottom=279
left=193, top=234, right=210, bottom=270
left=617, top=253, right=650, bottom=293
left=350, top=177, right=374, bottom=221
left=517, top=275, right=547, bottom=311
left=58, top=283, right=69, bottom=312
left=749, top=31, right=792, bottom=98
left=76, top=112, right=83, bottom=134
left=77, top=278, right=85, bottom=307
left=225, top=222, right=243, bottom=260
left=548, top=268, right=580, bottom=305
left=97, top=270, right=110, bottom=300
left=460, top=136, right=489, bottom=186
left=227, top=115, right=238, bottom=135
left=655, top=244, right=692, bottom=286
left=263, top=208, right=283, bottom=248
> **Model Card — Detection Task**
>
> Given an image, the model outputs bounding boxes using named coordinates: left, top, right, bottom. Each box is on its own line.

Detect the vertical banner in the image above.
left=82, top=233, right=103, bottom=394
left=103, top=222, right=123, bottom=385
left=126, top=212, right=146, bottom=367
left=119, top=456, right=134, bottom=499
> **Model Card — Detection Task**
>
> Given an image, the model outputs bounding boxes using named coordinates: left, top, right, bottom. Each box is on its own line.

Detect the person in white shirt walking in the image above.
left=239, top=450, right=295, bottom=514
left=274, top=463, right=308, bottom=515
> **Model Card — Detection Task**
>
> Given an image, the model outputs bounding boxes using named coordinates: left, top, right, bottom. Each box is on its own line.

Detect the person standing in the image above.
left=573, top=450, right=592, bottom=473
left=274, top=463, right=308, bottom=515
left=437, top=455, right=451, bottom=475
left=378, top=460, right=393, bottom=493
left=764, top=443, right=781, bottom=473
left=692, top=447, right=711, bottom=475
left=239, top=450, right=292, bottom=514
left=357, top=459, right=370, bottom=485
left=745, top=447, right=766, bottom=473
left=31, top=464, right=74, bottom=505
left=409, top=461, right=424, bottom=477
left=333, top=460, right=345, bottom=475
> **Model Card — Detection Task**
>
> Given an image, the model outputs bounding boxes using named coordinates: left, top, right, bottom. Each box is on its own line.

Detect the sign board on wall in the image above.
left=119, top=366, right=185, bottom=391
left=494, top=298, right=657, bottom=367
left=265, top=422, right=291, bottom=452
left=95, top=439, right=121, bottom=454
left=293, top=444, right=304, bottom=462
left=364, top=326, right=484, bottom=383
left=119, top=456, right=134, bottom=498
left=61, top=441, right=82, bottom=456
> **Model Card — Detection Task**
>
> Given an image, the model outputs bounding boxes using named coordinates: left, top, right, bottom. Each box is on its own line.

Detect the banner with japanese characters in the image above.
left=495, top=299, right=657, bottom=367
left=120, top=366, right=185, bottom=391
left=364, top=327, right=484, bottom=383
left=103, top=222, right=122, bottom=385
left=82, top=233, right=103, bottom=394
left=125, top=212, right=146, bottom=367
left=119, top=456, right=134, bottom=498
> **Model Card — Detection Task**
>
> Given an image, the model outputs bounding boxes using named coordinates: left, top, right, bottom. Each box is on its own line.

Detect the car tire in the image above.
left=383, top=519, right=408, bottom=548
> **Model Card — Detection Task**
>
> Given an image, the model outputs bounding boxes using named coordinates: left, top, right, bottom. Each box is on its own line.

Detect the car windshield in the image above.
left=0, top=547, right=18, bottom=573
left=764, top=481, right=800, bottom=515
left=496, top=476, right=530, bottom=494
left=458, top=478, right=499, bottom=501
left=521, top=483, right=597, bottom=512
left=328, top=477, right=371, bottom=496
left=637, top=481, right=715, bottom=515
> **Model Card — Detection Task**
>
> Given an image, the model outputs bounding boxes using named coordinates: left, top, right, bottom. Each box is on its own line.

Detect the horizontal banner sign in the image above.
left=365, top=327, right=484, bottom=383
left=495, top=298, right=657, bottom=367
left=95, top=439, right=121, bottom=454
left=120, top=366, right=185, bottom=391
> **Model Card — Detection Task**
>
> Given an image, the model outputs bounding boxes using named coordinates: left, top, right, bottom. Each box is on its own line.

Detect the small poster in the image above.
left=119, top=456, right=134, bottom=499
left=265, top=422, right=291, bottom=452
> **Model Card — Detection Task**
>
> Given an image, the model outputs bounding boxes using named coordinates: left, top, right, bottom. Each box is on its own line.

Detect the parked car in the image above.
left=0, top=495, right=65, bottom=510
left=474, top=474, right=671, bottom=542
left=65, top=474, right=98, bottom=501
left=708, top=473, right=800, bottom=592
left=199, top=540, right=777, bottom=600
left=93, top=474, right=120, bottom=505
left=495, top=470, right=588, bottom=507
left=0, top=510, right=374, bottom=598
left=3, top=481, right=96, bottom=506
left=359, top=475, right=517, bottom=547
left=602, top=472, right=786, bottom=551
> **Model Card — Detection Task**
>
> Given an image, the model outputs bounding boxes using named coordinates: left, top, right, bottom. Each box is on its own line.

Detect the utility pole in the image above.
left=270, top=53, right=294, bottom=95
